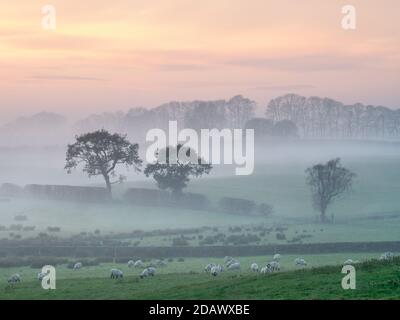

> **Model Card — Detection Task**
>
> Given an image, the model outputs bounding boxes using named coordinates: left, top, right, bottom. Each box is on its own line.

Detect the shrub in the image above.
left=258, top=203, right=274, bottom=216
left=47, top=227, right=61, bottom=232
left=219, top=197, right=256, bottom=215
left=172, top=237, right=189, bottom=246
left=276, top=233, right=286, bottom=240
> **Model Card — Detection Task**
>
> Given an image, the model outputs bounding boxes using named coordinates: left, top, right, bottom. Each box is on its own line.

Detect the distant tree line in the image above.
left=265, top=94, right=400, bottom=139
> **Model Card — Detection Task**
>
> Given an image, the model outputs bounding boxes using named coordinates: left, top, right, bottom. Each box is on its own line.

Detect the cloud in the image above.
left=28, top=75, right=106, bottom=81
left=227, top=53, right=370, bottom=72
left=253, top=84, right=316, bottom=91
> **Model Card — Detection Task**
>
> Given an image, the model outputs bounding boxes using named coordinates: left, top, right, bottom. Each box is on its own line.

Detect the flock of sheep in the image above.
left=204, top=254, right=306, bottom=277
left=6, top=252, right=397, bottom=284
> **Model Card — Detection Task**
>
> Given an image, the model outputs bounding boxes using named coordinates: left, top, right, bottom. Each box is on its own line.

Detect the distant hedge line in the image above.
left=1, top=241, right=399, bottom=259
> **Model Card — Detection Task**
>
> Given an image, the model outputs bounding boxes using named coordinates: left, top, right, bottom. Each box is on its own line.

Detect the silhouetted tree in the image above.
left=65, top=130, right=142, bottom=197
left=144, top=144, right=212, bottom=196
left=306, top=158, right=355, bottom=223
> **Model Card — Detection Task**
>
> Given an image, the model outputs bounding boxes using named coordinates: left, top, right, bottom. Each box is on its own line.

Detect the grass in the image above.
left=1, top=255, right=400, bottom=300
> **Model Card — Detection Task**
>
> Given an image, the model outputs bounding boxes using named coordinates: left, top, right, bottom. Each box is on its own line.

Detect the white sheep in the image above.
left=260, top=266, right=269, bottom=274
left=127, top=260, right=135, bottom=268
left=224, top=256, right=233, bottom=264
left=140, top=267, right=156, bottom=279
left=269, top=261, right=280, bottom=271
left=8, top=273, right=21, bottom=284
left=134, top=260, right=144, bottom=268
left=250, top=263, right=259, bottom=272
left=110, top=268, right=124, bottom=279
left=379, top=252, right=394, bottom=261
left=226, top=259, right=239, bottom=267
left=273, top=254, right=281, bottom=261
left=295, top=258, right=307, bottom=266
left=37, top=272, right=46, bottom=281
left=227, top=262, right=241, bottom=271
left=210, top=266, right=220, bottom=277
left=73, top=262, right=82, bottom=270
left=148, top=267, right=156, bottom=276
left=343, top=259, right=359, bottom=266
left=205, top=263, right=216, bottom=272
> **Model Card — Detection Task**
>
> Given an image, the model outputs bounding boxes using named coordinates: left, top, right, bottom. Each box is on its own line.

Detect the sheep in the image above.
left=73, top=262, right=82, bottom=270
left=260, top=266, right=270, bottom=274
left=8, top=273, right=21, bottom=284
left=343, top=259, right=359, bottom=266
left=127, top=260, right=135, bottom=268
left=250, top=263, right=259, bottom=272
left=110, top=268, right=124, bottom=279
left=224, top=256, right=233, bottom=264
left=210, top=266, right=220, bottom=277
left=273, top=254, right=281, bottom=261
left=134, top=260, right=144, bottom=268
left=226, top=259, right=239, bottom=268
left=156, top=260, right=167, bottom=267
left=205, top=263, right=216, bottom=272
left=147, top=267, right=156, bottom=276
left=269, top=261, right=280, bottom=272
left=379, top=252, right=394, bottom=261
left=140, top=267, right=156, bottom=279
left=295, top=258, right=307, bottom=267
left=37, top=272, right=46, bottom=281
left=140, top=268, right=149, bottom=279
left=227, top=262, right=241, bottom=271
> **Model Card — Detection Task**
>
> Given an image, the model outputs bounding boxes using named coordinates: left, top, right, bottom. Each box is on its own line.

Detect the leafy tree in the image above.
left=65, top=130, right=142, bottom=197
left=306, top=158, right=355, bottom=223
left=144, top=144, right=212, bottom=196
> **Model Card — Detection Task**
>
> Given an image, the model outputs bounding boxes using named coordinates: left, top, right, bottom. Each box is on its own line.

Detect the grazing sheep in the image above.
left=250, top=263, right=259, bottom=272
left=140, top=268, right=149, bottom=279
left=147, top=267, right=156, bottom=276
left=134, top=260, right=144, bottom=268
left=205, top=263, right=216, bottom=272
left=110, top=268, right=124, bottom=279
left=273, top=254, right=281, bottom=261
left=224, top=256, right=233, bottom=264
left=295, top=258, right=307, bottom=267
left=260, top=266, right=269, bottom=274
left=379, top=252, right=394, bottom=261
left=37, top=272, right=46, bottom=281
left=140, top=267, right=156, bottom=279
left=226, top=259, right=239, bottom=268
left=210, top=266, right=220, bottom=277
left=8, top=273, right=21, bottom=284
left=269, top=261, right=280, bottom=271
left=127, top=260, right=135, bottom=268
left=73, top=262, right=82, bottom=270
left=343, top=259, right=359, bottom=266
left=156, top=260, right=167, bottom=267
left=227, top=262, right=241, bottom=271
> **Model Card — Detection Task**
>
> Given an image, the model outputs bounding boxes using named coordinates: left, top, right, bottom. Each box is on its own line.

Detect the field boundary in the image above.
left=1, top=241, right=400, bottom=258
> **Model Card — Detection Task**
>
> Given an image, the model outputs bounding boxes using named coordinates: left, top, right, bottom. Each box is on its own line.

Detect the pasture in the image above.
left=1, top=255, right=399, bottom=299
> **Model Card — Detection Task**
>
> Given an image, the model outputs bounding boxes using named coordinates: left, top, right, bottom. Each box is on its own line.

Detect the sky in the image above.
left=0, top=0, right=399, bottom=124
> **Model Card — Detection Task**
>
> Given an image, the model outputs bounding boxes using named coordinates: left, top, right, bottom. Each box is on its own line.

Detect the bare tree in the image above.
left=306, top=158, right=356, bottom=223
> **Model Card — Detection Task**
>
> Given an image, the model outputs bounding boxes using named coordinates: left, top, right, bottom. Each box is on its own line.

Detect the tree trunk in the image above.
left=103, top=174, right=112, bottom=199
left=320, top=206, right=328, bottom=223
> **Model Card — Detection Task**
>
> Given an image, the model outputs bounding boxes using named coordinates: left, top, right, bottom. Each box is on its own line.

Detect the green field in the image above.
left=1, top=255, right=399, bottom=300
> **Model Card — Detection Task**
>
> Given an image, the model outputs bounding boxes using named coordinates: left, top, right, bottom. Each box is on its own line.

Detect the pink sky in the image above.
left=0, top=0, right=399, bottom=123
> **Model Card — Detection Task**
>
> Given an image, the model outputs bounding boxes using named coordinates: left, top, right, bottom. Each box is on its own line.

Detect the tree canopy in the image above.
left=65, top=130, right=142, bottom=197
